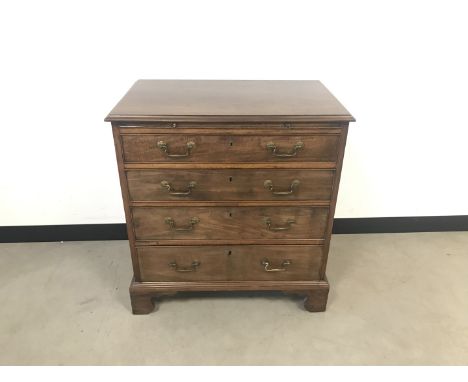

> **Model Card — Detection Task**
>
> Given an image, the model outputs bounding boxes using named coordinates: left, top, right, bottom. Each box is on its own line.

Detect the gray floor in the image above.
left=0, top=232, right=467, bottom=365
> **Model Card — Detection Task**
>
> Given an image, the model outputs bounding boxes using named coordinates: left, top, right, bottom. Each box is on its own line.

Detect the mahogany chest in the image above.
left=105, top=80, right=354, bottom=314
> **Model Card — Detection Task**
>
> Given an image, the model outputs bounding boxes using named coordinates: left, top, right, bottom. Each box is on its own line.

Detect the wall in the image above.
left=1, top=0, right=467, bottom=226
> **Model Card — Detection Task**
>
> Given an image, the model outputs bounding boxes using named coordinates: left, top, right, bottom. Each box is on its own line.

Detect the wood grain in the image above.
left=130, top=279, right=330, bottom=292
left=137, top=245, right=323, bottom=282
left=135, top=239, right=325, bottom=246
left=127, top=169, right=334, bottom=201
left=121, top=134, right=340, bottom=163
left=124, top=162, right=337, bottom=169
left=119, top=127, right=342, bottom=135
left=319, top=124, right=349, bottom=279
left=129, top=278, right=330, bottom=313
left=111, top=124, right=141, bottom=280
left=131, top=206, right=329, bottom=241
left=105, top=80, right=354, bottom=122
left=129, top=200, right=331, bottom=207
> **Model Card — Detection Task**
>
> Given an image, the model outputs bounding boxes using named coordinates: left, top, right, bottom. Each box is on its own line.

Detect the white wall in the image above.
left=1, top=0, right=467, bottom=226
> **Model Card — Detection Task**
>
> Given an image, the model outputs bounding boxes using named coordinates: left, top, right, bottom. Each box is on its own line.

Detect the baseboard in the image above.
left=332, top=215, right=468, bottom=234
left=0, top=224, right=128, bottom=243
left=0, top=216, right=467, bottom=243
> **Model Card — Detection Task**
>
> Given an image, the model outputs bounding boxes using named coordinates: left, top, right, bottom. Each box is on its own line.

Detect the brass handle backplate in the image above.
left=157, top=140, right=195, bottom=157
left=261, top=258, right=291, bottom=272
left=264, top=179, right=300, bottom=195
left=165, top=217, right=200, bottom=231
left=266, top=141, right=303, bottom=157
left=161, top=180, right=196, bottom=196
left=264, top=217, right=296, bottom=231
left=169, top=260, right=200, bottom=272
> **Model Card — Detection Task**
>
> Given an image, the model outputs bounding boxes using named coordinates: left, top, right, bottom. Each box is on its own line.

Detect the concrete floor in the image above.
left=0, top=232, right=467, bottom=365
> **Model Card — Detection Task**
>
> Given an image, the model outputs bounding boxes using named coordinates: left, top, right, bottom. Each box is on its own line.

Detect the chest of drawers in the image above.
left=105, top=80, right=354, bottom=314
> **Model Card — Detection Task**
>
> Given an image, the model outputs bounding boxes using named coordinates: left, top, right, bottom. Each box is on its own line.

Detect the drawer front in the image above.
left=121, top=134, right=340, bottom=163
left=132, top=206, right=328, bottom=241
left=137, top=245, right=323, bottom=281
left=127, top=169, right=334, bottom=201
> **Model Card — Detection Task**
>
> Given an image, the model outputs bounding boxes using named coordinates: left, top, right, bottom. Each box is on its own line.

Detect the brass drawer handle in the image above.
left=157, top=140, right=195, bottom=157
left=263, top=179, right=300, bottom=195
left=264, top=217, right=296, bottom=231
left=261, top=258, right=291, bottom=272
left=266, top=141, right=303, bottom=157
left=161, top=180, right=196, bottom=196
left=164, top=217, right=200, bottom=231
left=169, top=260, right=200, bottom=272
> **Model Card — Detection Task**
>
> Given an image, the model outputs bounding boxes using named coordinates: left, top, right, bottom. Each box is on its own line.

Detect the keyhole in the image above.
left=228, top=212, right=232, bottom=217
left=229, top=176, right=233, bottom=182
left=227, top=250, right=232, bottom=256
left=229, top=141, right=233, bottom=147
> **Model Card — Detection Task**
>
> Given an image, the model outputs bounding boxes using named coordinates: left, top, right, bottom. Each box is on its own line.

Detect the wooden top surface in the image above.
left=105, top=80, right=354, bottom=122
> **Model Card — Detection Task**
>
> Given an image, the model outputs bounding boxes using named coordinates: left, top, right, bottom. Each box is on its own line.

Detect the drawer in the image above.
left=121, top=134, right=340, bottom=163
left=132, top=206, right=328, bottom=241
left=127, top=169, right=334, bottom=201
left=137, top=245, right=324, bottom=281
